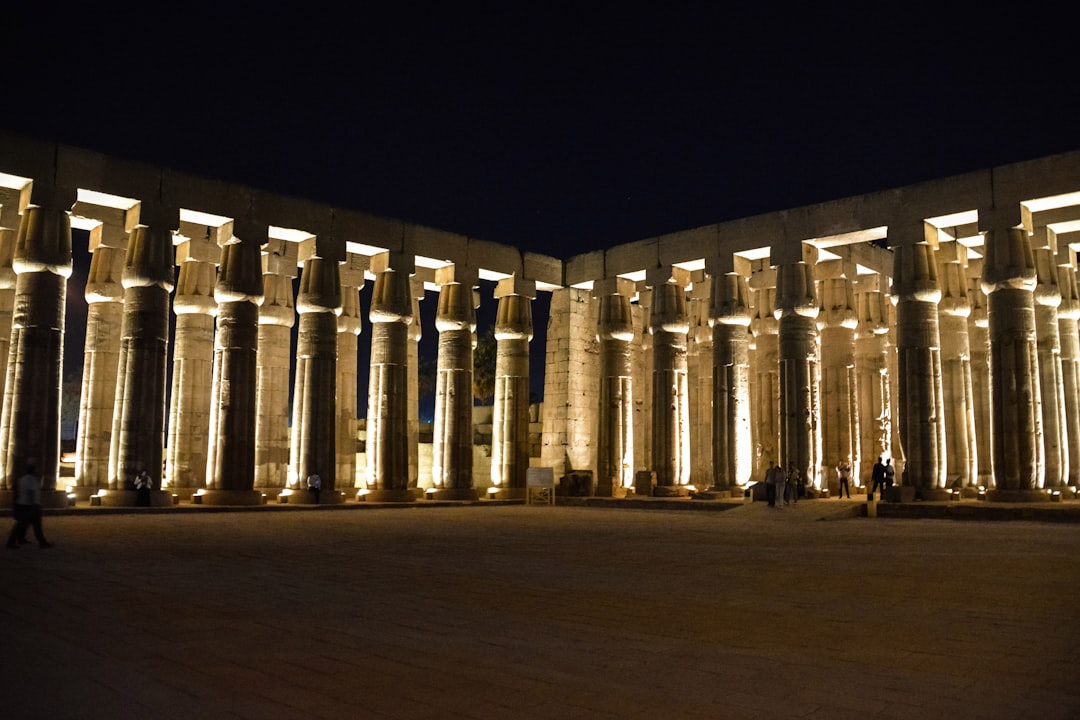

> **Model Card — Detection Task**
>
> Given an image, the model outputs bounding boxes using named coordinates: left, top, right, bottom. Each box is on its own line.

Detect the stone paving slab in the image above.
left=2, top=502, right=1079, bottom=719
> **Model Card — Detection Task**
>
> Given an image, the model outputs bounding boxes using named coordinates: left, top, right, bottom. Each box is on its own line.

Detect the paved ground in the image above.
left=2, top=500, right=1078, bottom=719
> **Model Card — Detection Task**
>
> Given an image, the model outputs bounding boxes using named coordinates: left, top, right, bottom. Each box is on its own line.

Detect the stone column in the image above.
left=365, top=251, right=415, bottom=502
left=687, top=275, right=713, bottom=489
left=252, top=240, right=296, bottom=498
left=74, top=234, right=126, bottom=499
left=0, top=184, right=74, bottom=505
left=817, top=259, right=858, bottom=493
left=103, top=209, right=176, bottom=506
left=966, top=258, right=993, bottom=487
left=288, top=254, right=341, bottom=503
left=775, top=257, right=819, bottom=490
left=491, top=275, right=535, bottom=499
left=631, top=291, right=652, bottom=476
left=647, top=267, right=691, bottom=496
left=936, top=240, right=978, bottom=489
left=709, top=270, right=752, bottom=492
left=854, top=274, right=891, bottom=489
left=892, top=233, right=946, bottom=496
left=203, top=226, right=265, bottom=505
left=1032, top=231, right=1067, bottom=490
left=0, top=229, right=14, bottom=408
left=336, top=254, right=365, bottom=495
left=432, top=265, right=478, bottom=500
left=593, top=277, right=636, bottom=497
left=981, top=216, right=1044, bottom=500
left=1056, top=260, right=1080, bottom=488
left=407, top=277, right=425, bottom=492
left=749, top=268, right=779, bottom=482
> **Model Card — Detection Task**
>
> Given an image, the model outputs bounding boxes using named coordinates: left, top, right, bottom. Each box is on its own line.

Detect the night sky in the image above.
left=2, top=6, right=1077, bottom=426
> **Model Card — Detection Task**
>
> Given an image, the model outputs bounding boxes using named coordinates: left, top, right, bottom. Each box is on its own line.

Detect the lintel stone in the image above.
left=605, top=238, right=659, bottom=277
left=435, top=263, right=479, bottom=287
left=494, top=275, right=536, bottom=299
left=523, top=251, right=562, bottom=289
left=564, top=250, right=605, bottom=288
left=175, top=236, right=220, bottom=265
left=644, top=266, right=690, bottom=289
left=591, top=276, right=635, bottom=298
left=370, top=250, right=415, bottom=275
left=467, top=237, right=522, bottom=277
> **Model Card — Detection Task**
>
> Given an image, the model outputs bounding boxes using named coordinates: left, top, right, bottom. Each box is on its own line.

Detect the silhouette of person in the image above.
left=307, top=471, right=322, bottom=504
left=871, top=456, right=887, bottom=500
left=6, top=464, right=52, bottom=549
left=134, top=470, right=152, bottom=507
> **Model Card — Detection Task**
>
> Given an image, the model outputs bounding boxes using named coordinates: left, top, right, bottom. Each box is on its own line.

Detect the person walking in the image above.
left=6, top=464, right=52, bottom=549
left=871, top=456, right=887, bottom=501
left=836, top=459, right=851, bottom=498
left=772, top=463, right=788, bottom=508
left=884, top=458, right=895, bottom=497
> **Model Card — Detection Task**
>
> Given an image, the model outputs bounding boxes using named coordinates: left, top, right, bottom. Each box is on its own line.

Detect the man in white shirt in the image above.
left=6, top=464, right=52, bottom=549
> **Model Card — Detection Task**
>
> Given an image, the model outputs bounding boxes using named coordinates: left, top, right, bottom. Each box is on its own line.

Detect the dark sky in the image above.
left=4, top=6, right=1076, bottom=258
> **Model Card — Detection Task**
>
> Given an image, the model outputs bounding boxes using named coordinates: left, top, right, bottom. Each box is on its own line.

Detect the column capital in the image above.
left=591, top=276, right=635, bottom=299
left=644, top=265, right=690, bottom=289
left=435, top=263, right=478, bottom=289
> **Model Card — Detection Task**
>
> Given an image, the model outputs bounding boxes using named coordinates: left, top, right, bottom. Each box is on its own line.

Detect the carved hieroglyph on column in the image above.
left=936, top=240, right=977, bottom=488
left=289, top=255, right=341, bottom=503
left=166, top=229, right=219, bottom=500
left=491, top=275, right=535, bottom=499
left=74, top=239, right=125, bottom=499
left=854, top=275, right=890, bottom=488
left=105, top=213, right=176, bottom=506
left=982, top=223, right=1044, bottom=498
left=1032, top=235, right=1067, bottom=489
left=647, top=268, right=690, bottom=495
left=203, top=228, right=264, bottom=505
left=253, top=241, right=295, bottom=497
left=749, top=268, right=779, bottom=481
left=817, top=260, right=858, bottom=491
left=593, top=277, right=635, bottom=497
left=775, top=260, right=819, bottom=489
left=0, top=185, right=73, bottom=503
left=1056, top=261, right=1080, bottom=487
left=710, top=271, right=751, bottom=491
left=631, top=292, right=652, bottom=475
left=966, top=258, right=994, bottom=487
left=892, top=237, right=946, bottom=494
left=336, top=254, right=365, bottom=494
left=432, top=265, right=478, bottom=500
left=366, top=252, right=415, bottom=501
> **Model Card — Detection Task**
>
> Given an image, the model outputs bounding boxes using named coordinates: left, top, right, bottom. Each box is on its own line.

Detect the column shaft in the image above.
left=492, top=293, right=532, bottom=496
left=1057, top=264, right=1080, bottom=487
left=595, top=291, right=634, bottom=496
left=432, top=281, right=476, bottom=498
left=649, top=281, right=690, bottom=492
left=776, top=262, right=819, bottom=489
left=253, top=271, right=294, bottom=495
left=710, top=272, right=751, bottom=491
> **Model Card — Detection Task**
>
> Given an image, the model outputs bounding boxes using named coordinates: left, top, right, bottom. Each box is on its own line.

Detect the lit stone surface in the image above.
left=776, top=261, right=819, bottom=489
left=710, top=272, right=751, bottom=491
left=203, top=233, right=264, bottom=505
left=336, top=259, right=364, bottom=494
left=982, top=226, right=1043, bottom=496
left=749, top=272, right=779, bottom=483
left=0, top=189, right=73, bottom=504
left=74, top=244, right=124, bottom=497
left=253, top=270, right=294, bottom=496
left=892, top=240, right=946, bottom=493
left=966, top=259, right=994, bottom=486
left=0, top=229, right=14, bottom=409
left=1032, top=241, right=1067, bottom=488
left=594, top=281, right=635, bottom=496
left=366, top=263, right=413, bottom=501
left=853, top=276, right=891, bottom=487
left=288, top=256, right=341, bottom=502
left=817, top=261, right=858, bottom=491
left=491, top=279, right=534, bottom=498
left=648, top=275, right=690, bottom=493
left=936, top=243, right=977, bottom=487
left=432, top=276, right=477, bottom=499
left=687, top=278, right=713, bottom=488
left=1056, top=263, right=1080, bottom=487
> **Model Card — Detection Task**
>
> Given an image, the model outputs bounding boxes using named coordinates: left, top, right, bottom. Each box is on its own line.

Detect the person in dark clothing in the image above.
left=871, top=457, right=887, bottom=500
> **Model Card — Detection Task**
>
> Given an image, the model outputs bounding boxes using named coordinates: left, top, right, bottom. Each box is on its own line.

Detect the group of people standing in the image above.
left=763, top=456, right=895, bottom=506
left=764, top=462, right=804, bottom=508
